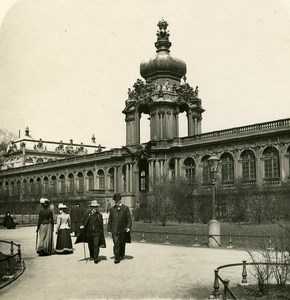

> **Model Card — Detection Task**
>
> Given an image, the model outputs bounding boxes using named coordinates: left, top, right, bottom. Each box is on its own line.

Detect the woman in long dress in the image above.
left=36, top=198, right=54, bottom=256
left=55, top=204, right=73, bottom=254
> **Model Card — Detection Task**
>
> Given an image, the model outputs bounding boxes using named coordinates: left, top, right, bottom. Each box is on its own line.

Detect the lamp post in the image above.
left=207, top=155, right=220, bottom=247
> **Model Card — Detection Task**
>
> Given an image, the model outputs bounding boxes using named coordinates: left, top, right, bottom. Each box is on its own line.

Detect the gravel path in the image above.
left=0, top=226, right=250, bottom=299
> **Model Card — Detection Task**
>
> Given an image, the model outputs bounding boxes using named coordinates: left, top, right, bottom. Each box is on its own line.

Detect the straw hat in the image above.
left=90, top=200, right=100, bottom=207
left=58, top=203, right=67, bottom=209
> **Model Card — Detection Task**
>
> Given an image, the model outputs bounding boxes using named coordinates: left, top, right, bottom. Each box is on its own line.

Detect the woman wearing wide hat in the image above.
left=76, top=199, right=106, bottom=263
left=36, top=198, right=54, bottom=256
left=55, top=203, right=73, bottom=254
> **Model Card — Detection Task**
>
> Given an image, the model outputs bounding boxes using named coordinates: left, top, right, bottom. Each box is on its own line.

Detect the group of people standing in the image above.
left=36, top=193, right=132, bottom=264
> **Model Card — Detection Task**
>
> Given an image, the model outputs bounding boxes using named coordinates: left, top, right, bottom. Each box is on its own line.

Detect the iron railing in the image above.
left=0, top=240, right=25, bottom=289
left=210, top=260, right=290, bottom=299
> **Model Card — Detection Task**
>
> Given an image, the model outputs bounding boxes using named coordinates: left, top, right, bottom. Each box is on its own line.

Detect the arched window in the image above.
left=184, top=157, right=195, bottom=181
left=241, top=150, right=256, bottom=182
left=139, top=159, right=149, bottom=192
left=29, top=178, right=34, bottom=195
left=97, top=169, right=105, bottom=190
left=87, top=171, right=94, bottom=191
left=36, top=177, right=42, bottom=195
left=108, top=168, right=114, bottom=191
left=168, top=157, right=175, bottom=180
left=263, top=147, right=280, bottom=181
left=67, top=173, right=74, bottom=194
left=202, top=155, right=211, bottom=184
left=140, top=171, right=146, bottom=191
left=50, top=176, right=57, bottom=195
left=10, top=181, right=15, bottom=197
left=43, top=177, right=49, bottom=195
left=23, top=179, right=28, bottom=196
left=77, top=172, right=84, bottom=193
left=59, top=175, right=65, bottom=194
left=221, top=153, right=234, bottom=184
left=16, top=180, right=21, bottom=197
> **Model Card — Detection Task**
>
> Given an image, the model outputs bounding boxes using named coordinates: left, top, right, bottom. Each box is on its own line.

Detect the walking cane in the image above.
left=35, top=231, right=38, bottom=251
left=81, top=229, right=87, bottom=263
left=83, top=242, right=87, bottom=263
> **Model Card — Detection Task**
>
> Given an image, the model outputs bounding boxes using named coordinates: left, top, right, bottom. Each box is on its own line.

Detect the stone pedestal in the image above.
left=208, top=218, right=221, bottom=247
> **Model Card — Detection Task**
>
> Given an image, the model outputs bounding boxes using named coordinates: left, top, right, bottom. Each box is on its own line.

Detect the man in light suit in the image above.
left=79, top=199, right=106, bottom=264
left=107, top=193, right=132, bottom=264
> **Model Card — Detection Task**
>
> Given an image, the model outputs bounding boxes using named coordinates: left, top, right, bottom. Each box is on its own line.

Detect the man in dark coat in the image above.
left=107, top=193, right=132, bottom=264
left=70, top=203, right=85, bottom=237
left=79, top=199, right=106, bottom=264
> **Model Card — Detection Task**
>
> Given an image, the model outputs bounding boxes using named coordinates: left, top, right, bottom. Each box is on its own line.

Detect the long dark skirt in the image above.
left=37, top=223, right=54, bottom=256
left=55, top=228, right=73, bottom=254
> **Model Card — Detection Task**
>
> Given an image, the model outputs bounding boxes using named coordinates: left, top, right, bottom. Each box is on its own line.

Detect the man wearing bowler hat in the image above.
left=79, top=199, right=106, bottom=264
left=107, top=193, right=132, bottom=264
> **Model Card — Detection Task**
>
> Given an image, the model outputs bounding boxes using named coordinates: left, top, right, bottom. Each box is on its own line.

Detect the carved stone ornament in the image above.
left=134, top=144, right=149, bottom=160
left=127, top=78, right=154, bottom=105
left=176, top=82, right=199, bottom=104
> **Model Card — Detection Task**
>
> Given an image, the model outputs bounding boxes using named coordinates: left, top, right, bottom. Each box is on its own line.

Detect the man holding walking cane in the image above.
left=76, top=199, right=106, bottom=264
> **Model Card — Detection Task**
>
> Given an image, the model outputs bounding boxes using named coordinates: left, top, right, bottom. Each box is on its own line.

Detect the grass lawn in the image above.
left=129, top=221, right=290, bottom=299
left=129, top=221, right=290, bottom=250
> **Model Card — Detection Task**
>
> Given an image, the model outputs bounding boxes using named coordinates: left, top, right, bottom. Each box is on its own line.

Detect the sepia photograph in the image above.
left=0, top=0, right=290, bottom=299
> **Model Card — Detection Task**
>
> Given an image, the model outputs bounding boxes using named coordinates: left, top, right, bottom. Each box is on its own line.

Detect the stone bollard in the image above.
left=192, top=234, right=200, bottom=247
left=140, top=231, right=146, bottom=243
left=241, top=260, right=248, bottom=285
left=212, top=269, right=220, bottom=298
left=208, top=219, right=221, bottom=247
left=226, top=233, right=234, bottom=249
left=223, top=279, right=230, bottom=299
left=164, top=232, right=170, bottom=245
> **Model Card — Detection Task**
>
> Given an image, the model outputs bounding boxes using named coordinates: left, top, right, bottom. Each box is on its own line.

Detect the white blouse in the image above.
left=56, top=213, right=71, bottom=232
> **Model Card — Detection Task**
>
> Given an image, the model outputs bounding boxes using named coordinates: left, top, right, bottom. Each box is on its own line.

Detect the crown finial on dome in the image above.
left=155, top=18, right=171, bottom=53
left=157, top=18, right=168, bottom=31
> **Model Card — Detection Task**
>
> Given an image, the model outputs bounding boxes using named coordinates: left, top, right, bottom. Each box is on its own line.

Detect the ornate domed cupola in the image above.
left=123, top=19, right=204, bottom=146
left=140, top=19, right=187, bottom=82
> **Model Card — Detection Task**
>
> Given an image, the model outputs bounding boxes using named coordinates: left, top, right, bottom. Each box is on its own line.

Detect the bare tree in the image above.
left=148, top=175, right=175, bottom=226
left=171, top=177, right=197, bottom=223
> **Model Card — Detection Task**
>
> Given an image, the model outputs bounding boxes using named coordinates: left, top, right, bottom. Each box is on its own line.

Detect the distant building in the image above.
left=1, top=20, right=290, bottom=212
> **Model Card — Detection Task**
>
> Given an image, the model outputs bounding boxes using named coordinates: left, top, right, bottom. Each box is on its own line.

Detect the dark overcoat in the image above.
left=107, top=204, right=132, bottom=243
left=75, top=211, right=106, bottom=248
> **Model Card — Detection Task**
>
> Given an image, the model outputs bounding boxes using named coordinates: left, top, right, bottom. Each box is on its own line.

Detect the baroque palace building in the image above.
left=1, top=19, right=290, bottom=212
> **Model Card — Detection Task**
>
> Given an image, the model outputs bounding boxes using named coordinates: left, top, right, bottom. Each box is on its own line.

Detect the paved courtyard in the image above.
left=0, top=226, right=251, bottom=300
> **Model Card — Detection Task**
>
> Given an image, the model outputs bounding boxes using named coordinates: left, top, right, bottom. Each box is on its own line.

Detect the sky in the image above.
left=0, top=0, right=290, bottom=150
